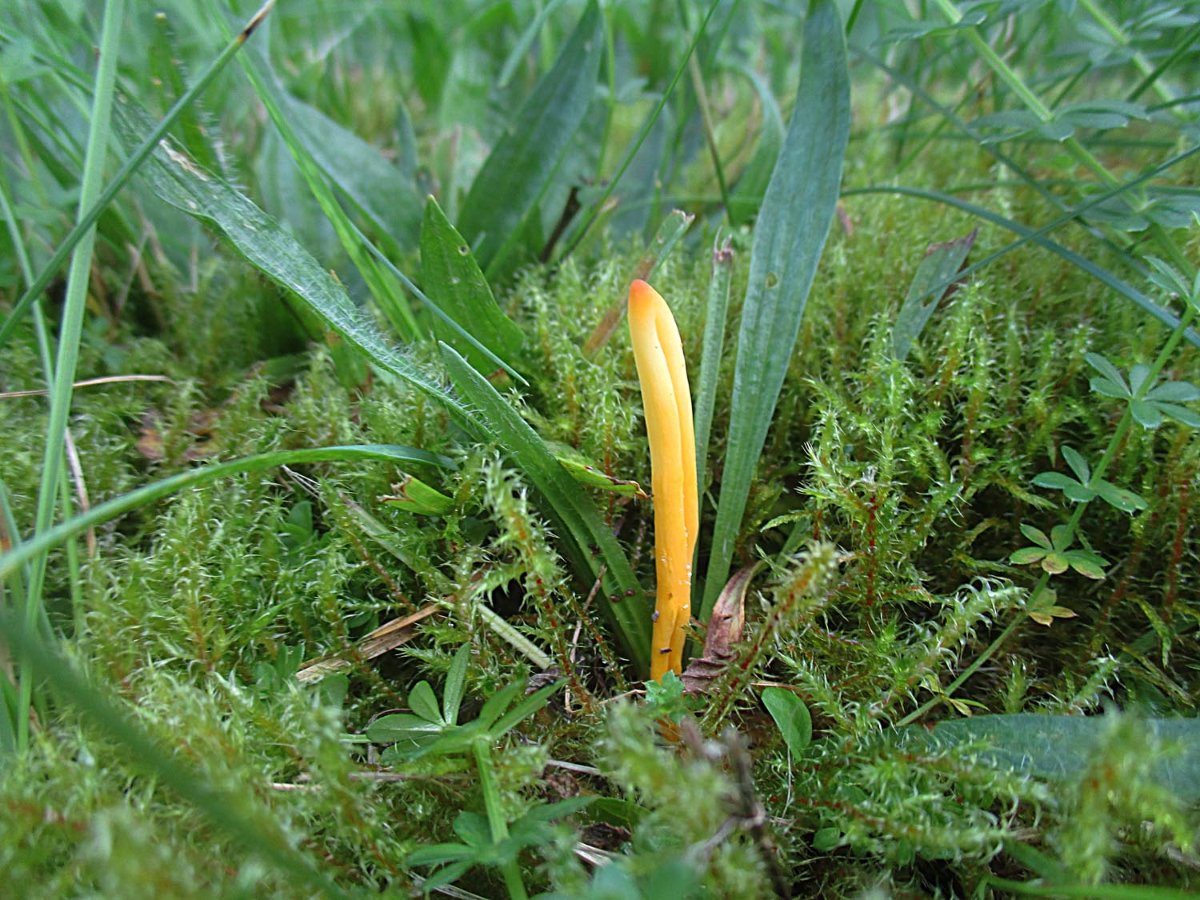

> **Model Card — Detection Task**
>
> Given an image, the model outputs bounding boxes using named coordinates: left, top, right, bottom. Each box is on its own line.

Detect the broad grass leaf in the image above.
left=727, top=65, right=785, bottom=226
left=275, top=86, right=422, bottom=249
left=702, top=0, right=850, bottom=619
left=693, top=238, right=735, bottom=496
left=458, top=0, right=603, bottom=280
left=420, top=196, right=523, bottom=371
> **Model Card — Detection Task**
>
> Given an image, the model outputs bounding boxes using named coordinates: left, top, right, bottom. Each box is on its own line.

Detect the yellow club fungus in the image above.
left=628, top=279, right=698, bottom=681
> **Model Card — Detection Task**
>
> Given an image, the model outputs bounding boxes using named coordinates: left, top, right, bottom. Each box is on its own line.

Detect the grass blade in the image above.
left=0, top=445, right=451, bottom=584
left=701, top=0, right=850, bottom=620
left=0, top=1, right=274, bottom=351
left=439, top=344, right=651, bottom=673
left=583, top=209, right=696, bottom=357
left=232, top=41, right=420, bottom=340
left=560, top=0, right=723, bottom=262
left=694, top=236, right=735, bottom=496
left=275, top=86, right=422, bottom=249
left=458, top=0, right=604, bottom=280
left=845, top=183, right=1200, bottom=348
left=20, top=0, right=125, bottom=754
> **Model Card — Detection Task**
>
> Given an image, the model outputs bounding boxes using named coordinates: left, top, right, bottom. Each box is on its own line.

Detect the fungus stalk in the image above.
left=628, top=279, right=698, bottom=681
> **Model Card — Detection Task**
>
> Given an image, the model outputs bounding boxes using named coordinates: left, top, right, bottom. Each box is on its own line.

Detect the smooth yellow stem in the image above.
left=628, top=279, right=698, bottom=680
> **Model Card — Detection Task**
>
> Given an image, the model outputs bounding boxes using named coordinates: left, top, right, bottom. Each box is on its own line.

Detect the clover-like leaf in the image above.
left=1131, top=398, right=1164, bottom=428
left=452, top=811, right=493, bottom=848
left=1084, top=353, right=1129, bottom=398
left=407, top=843, right=476, bottom=867
left=1055, top=100, right=1146, bottom=132
left=1049, top=524, right=1074, bottom=551
left=442, top=643, right=471, bottom=726
left=1060, top=446, right=1090, bottom=484
left=1066, top=549, right=1107, bottom=580
left=1146, top=380, right=1200, bottom=404
left=1094, top=479, right=1148, bottom=513
left=1010, top=547, right=1049, bottom=566
left=1019, top=523, right=1052, bottom=550
left=1129, top=363, right=1153, bottom=397
left=1032, top=471, right=1095, bottom=503
left=366, top=713, right=444, bottom=744
left=1030, top=605, right=1078, bottom=626
left=1144, top=257, right=1191, bottom=298
left=762, top=687, right=813, bottom=759
left=1157, top=403, right=1200, bottom=429
left=1041, top=551, right=1070, bottom=575
left=408, top=680, right=444, bottom=724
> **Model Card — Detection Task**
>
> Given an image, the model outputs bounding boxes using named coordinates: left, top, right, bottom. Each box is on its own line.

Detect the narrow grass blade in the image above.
left=0, top=608, right=349, bottom=898
left=21, top=0, right=125, bottom=755
left=111, top=98, right=452, bottom=403
left=497, top=0, right=570, bottom=88
left=458, top=0, right=603, bottom=280
left=914, top=713, right=1200, bottom=802
left=148, top=11, right=226, bottom=177
left=440, top=345, right=651, bottom=673
left=420, top=196, right=524, bottom=372
left=0, top=1, right=274, bottom=351
left=0, top=445, right=451, bottom=584
left=701, top=0, right=850, bottom=620
left=892, top=228, right=977, bottom=362
left=350, top=220, right=527, bottom=385
left=694, top=237, right=734, bottom=495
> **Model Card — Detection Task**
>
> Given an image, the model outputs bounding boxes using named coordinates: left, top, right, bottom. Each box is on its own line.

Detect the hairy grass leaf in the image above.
left=112, top=98, right=451, bottom=405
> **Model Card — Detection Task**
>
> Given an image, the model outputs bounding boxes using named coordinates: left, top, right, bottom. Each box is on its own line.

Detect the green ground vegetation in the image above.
left=1, top=0, right=1199, bottom=896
